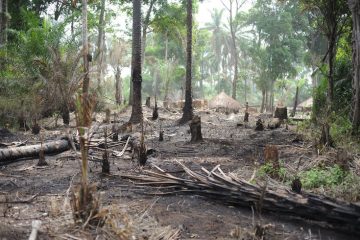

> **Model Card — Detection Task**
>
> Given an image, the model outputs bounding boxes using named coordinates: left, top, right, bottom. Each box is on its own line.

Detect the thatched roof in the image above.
left=298, top=97, right=313, bottom=108
left=208, top=91, right=242, bottom=111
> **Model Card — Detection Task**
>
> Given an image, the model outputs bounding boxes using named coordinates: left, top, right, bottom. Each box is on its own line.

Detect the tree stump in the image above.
left=255, top=119, right=264, bottom=131
left=267, top=118, right=281, bottom=129
left=152, top=106, right=158, bottom=120
left=102, top=129, right=110, bottom=174
left=159, top=131, right=164, bottom=141
left=274, top=107, right=288, bottom=121
left=189, top=115, right=203, bottom=142
left=104, top=109, right=111, bottom=124
left=291, top=177, right=302, bottom=194
left=37, top=142, right=48, bottom=166
left=61, top=109, right=70, bottom=125
left=264, top=145, right=280, bottom=175
left=320, top=123, right=334, bottom=147
left=244, top=112, right=249, bottom=122
left=32, top=122, right=40, bottom=135
left=145, top=97, right=151, bottom=108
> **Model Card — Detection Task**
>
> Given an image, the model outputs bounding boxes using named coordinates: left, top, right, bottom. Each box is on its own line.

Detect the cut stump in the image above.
left=274, top=107, right=288, bottom=121
left=189, top=115, right=203, bottom=143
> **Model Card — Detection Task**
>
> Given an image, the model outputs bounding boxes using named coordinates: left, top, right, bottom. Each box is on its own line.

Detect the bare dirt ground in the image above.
left=0, top=106, right=358, bottom=240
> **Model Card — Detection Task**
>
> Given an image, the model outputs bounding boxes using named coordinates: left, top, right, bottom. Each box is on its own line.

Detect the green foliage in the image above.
left=329, top=113, right=353, bottom=142
left=258, top=162, right=287, bottom=180
left=300, top=165, right=346, bottom=189
left=331, top=173, right=360, bottom=202
left=312, top=76, right=328, bottom=120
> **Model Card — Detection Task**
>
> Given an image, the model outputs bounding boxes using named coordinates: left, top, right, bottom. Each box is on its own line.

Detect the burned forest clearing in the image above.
left=1, top=106, right=360, bottom=240
left=2, top=0, right=360, bottom=239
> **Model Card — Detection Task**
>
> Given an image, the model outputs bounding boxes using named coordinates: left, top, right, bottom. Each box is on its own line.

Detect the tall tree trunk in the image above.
left=349, top=0, right=360, bottom=133
left=0, top=0, right=7, bottom=69
left=141, top=0, right=155, bottom=66
left=115, top=66, right=122, bottom=105
left=163, top=33, right=170, bottom=101
left=96, top=0, right=106, bottom=92
left=82, top=0, right=90, bottom=96
left=80, top=0, right=90, bottom=194
left=291, top=86, right=299, bottom=117
left=327, top=31, right=336, bottom=107
left=230, top=6, right=238, bottom=100
left=260, top=89, right=265, bottom=113
left=129, top=0, right=143, bottom=124
left=179, top=0, right=193, bottom=124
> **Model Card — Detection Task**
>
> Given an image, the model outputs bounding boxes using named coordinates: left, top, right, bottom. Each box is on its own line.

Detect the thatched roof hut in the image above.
left=208, top=91, right=242, bottom=112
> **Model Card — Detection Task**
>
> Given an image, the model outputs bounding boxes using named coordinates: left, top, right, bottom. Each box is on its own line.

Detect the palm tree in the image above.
left=129, top=0, right=143, bottom=123
left=205, top=9, right=224, bottom=75
left=179, top=0, right=193, bottom=124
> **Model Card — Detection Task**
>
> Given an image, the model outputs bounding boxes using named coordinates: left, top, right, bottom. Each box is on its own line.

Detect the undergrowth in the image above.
left=299, top=165, right=346, bottom=189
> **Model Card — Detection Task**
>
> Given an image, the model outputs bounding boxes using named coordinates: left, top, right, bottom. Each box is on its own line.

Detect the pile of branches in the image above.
left=122, top=162, right=360, bottom=235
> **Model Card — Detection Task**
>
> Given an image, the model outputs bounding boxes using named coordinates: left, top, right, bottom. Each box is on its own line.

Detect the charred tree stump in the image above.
left=264, top=145, right=280, bottom=177
left=320, top=123, right=334, bottom=147
left=61, top=104, right=70, bottom=125
left=274, top=107, right=288, bottom=121
left=32, top=122, right=40, bottom=135
left=255, top=119, right=264, bottom=131
left=159, top=131, right=164, bottom=141
left=102, top=129, right=110, bottom=174
left=152, top=96, right=158, bottom=121
left=189, top=115, right=203, bottom=142
left=145, top=97, right=151, bottom=108
left=244, top=112, right=249, bottom=122
left=291, top=178, right=302, bottom=194
left=0, top=139, right=70, bottom=162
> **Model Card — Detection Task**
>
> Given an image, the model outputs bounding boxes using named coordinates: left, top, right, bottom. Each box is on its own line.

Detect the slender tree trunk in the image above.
left=82, top=0, right=90, bottom=95
left=115, top=66, right=122, bottom=105
left=244, top=77, right=247, bottom=103
left=129, top=0, right=143, bottom=124
left=163, top=33, right=170, bottom=101
left=230, top=7, right=238, bottom=100
left=291, top=86, right=299, bottom=117
left=349, top=0, right=360, bottom=133
left=0, top=0, right=7, bottom=69
left=141, top=0, right=155, bottom=66
left=80, top=0, right=90, bottom=195
left=260, top=89, right=265, bottom=113
left=328, top=31, right=337, bottom=107
left=96, top=0, right=106, bottom=92
left=0, top=0, right=3, bottom=43
left=179, top=0, right=193, bottom=124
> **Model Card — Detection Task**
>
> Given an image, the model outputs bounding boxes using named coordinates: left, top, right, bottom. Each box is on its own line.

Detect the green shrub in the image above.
left=300, top=165, right=346, bottom=189
left=258, top=162, right=287, bottom=180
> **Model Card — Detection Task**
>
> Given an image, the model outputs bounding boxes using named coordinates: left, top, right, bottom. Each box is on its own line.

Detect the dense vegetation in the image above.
left=1, top=0, right=359, bottom=136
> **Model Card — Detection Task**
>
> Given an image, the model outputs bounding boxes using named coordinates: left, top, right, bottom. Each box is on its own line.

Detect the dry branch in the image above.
left=122, top=162, right=360, bottom=235
left=0, top=139, right=70, bottom=162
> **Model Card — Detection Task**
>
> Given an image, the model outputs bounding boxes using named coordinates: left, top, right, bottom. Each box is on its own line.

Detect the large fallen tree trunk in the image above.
left=0, top=139, right=70, bottom=162
left=122, top=162, right=360, bottom=235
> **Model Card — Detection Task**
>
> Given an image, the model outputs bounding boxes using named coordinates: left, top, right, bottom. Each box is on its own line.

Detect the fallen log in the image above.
left=0, top=139, right=70, bottom=162
left=122, top=163, right=360, bottom=235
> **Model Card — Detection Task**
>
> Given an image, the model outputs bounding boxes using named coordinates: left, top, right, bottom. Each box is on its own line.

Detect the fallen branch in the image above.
left=122, top=162, right=360, bottom=235
left=0, top=139, right=70, bottom=162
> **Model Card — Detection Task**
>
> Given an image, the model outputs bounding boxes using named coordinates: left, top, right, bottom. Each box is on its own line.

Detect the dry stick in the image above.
left=112, top=136, right=131, bottom=157
left=28, top=220, right=42, bottom=240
